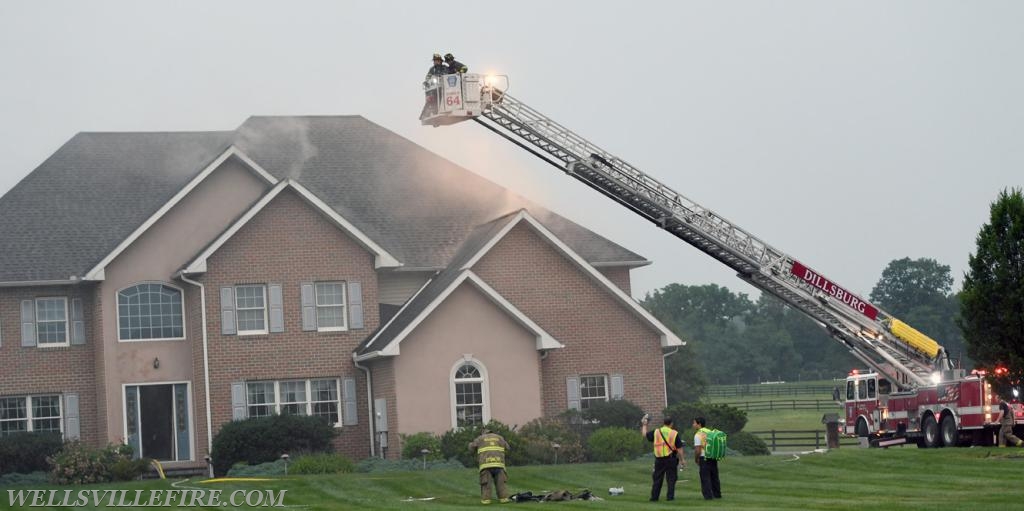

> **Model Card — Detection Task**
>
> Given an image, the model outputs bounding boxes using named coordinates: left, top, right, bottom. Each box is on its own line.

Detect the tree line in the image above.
left=644, top=188, right=1024, bottom=402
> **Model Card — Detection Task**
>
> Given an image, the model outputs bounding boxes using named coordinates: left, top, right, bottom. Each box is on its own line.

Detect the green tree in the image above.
left=959, top=188, right=1024, bottom=378
left=870, top=258, right=969, bottom=366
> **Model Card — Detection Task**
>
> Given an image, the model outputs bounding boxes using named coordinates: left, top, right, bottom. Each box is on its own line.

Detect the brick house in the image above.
left=0, top=116, right=682, bottom=467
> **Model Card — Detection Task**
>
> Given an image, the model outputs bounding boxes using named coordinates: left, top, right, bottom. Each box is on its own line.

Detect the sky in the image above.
left=1, top=1, right=1021, bottom=301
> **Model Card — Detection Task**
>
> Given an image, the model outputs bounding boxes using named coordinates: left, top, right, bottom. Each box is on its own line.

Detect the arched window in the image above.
left=451, top=359, right=489, bottom=428
left=118, top=283, right=185, bottom=340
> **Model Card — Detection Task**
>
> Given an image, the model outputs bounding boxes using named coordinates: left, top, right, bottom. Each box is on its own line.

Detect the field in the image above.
left=5, top=448, right=1024, bottom=510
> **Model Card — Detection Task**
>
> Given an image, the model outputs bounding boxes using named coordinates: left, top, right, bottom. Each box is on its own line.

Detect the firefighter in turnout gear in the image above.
left=642, top=415, right=686, bottom=501
left=469, top=428, right=511, bottom=504
left=993, top=399, right=1023, bottom=447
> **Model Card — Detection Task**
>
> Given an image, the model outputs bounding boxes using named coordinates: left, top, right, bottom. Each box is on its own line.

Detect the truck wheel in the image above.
left=922, top=415, right=939, bottom=448
left=940, top=415, right=958, bottom=447
left=856, top=417, right=869, bottom=438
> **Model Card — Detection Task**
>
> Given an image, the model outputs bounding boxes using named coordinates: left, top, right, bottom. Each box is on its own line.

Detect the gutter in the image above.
left=352, top=353, right=376, bottom=458
left=662, top=347, right=680, bottom=409
left=0, top=278, right=81, bottom=288
left=178, top=272, right=214, bottom=459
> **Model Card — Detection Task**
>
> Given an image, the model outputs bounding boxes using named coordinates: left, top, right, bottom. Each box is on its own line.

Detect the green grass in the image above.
left=5, top=448, right=1024, bottom=510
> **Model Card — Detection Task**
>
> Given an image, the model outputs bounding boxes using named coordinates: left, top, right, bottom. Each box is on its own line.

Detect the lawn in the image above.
left=4, top=448, right=1023, bottom=510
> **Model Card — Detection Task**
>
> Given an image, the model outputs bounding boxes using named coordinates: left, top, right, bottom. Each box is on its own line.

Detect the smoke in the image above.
left=235, top=117, right=318, bottom=180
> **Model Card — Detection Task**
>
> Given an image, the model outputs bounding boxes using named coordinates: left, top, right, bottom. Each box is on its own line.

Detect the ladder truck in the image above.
left=420, top=73, right=1024, bottom=447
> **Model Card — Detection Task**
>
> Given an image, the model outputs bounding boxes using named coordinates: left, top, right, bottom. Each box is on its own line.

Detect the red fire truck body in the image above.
left=845, top=370, right=1023, bottom=447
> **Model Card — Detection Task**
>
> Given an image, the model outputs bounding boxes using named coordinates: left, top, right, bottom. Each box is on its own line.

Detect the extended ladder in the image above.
left=469, top=90, right=951, bottom=390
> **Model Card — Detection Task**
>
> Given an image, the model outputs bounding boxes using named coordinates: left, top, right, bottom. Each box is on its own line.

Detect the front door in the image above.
left=125, top=383, right=191, bottom=461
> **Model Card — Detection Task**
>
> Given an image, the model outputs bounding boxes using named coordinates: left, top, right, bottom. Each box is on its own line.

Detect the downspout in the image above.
left=179, top=273, right=214, bottom=459
left=352, top=354, right=375, bottom=457
left=662, top=347, right=680, bottom=409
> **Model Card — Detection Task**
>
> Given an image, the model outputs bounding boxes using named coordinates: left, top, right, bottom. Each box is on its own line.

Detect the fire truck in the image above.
left=420, top=72, right=1024, bottom=447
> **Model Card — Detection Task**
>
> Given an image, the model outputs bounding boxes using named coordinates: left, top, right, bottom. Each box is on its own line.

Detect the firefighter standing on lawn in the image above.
left=469, top=427, right=511, bottom=504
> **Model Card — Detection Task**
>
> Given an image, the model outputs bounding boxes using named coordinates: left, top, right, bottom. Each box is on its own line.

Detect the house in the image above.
left=0, top=116, right=683, bottom=467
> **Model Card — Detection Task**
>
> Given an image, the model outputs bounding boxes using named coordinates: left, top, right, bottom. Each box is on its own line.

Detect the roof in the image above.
left=357, top=210, right=683, bottom=358
left=0, top=116, right=646, bottom=283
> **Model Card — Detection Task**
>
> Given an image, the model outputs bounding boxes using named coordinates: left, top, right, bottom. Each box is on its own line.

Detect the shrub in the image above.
left=400, top=432, right=443, bottom=461
left=439, top=420, right=519, bottom=467
left=48, top=442, right=149, bottom=485
left=0, top=432, right=63, bottom=475
left=582, top=399, right=645, bottom=429
left=727, top=431, right=770, bottom=456
left=662, top=402, right=748, bottom=434
left=517, top=417, right=585, bottom=465
left=227, top=459, right=287, bottom=477
left=289, top=453, right=354, bottom=475
left=211, top=414, right=338, bottom=476
left=0, top=471, right=50, bottom=486
left=586, top=427, right=647, bottom=462
left=355, top=457, right=465, bottom=473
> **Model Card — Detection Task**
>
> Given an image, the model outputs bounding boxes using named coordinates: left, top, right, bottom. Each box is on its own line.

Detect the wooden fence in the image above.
left=706, top=384, right=836, bottom=399
left=720, top=399, right=841, bottom=412
left=748, top=429, right=858, bottom=451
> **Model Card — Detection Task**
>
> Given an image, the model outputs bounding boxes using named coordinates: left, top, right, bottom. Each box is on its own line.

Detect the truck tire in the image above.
left=940, top=415, right=958, bottom=447
left=856, top=417, right=869, bottom=438
left=922, top=415, right=940, bottom=448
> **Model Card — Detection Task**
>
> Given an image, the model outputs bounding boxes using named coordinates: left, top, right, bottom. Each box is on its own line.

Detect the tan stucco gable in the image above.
left=392, top=282, right=544, bottom=434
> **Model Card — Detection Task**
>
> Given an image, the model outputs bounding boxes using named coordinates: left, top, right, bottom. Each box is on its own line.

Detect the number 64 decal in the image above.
left=445, top=95, right=461, bottom=106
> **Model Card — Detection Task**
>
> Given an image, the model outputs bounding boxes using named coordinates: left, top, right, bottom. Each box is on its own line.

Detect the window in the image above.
left=246, top=382, right=275, bottom=418
left=579, top=375, right=608, bottom=410
left=878, top=379, right=892, bottom=395
left=453, top=362, right=485, bottom=428
left=846, top=381, right=855, bottom=401
left=0, top=396, right=62, bottom=436
left=235, top=285, right=267, bottom=335
left=118, top=283, right=184, bottom=340
left=315, top=282, right=346, bottom=331
left=36, top=298, right=68, bottom=346
left=857, top=380, right=867, bottom=400
left=245, top=379, right=341, bottom=425
left=867, top=379, right=877, bottom=399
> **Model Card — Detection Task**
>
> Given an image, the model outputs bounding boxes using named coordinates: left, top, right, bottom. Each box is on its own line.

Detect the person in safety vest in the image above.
left=693, top=417, right=722, bottom=500
left=642, top=415, right=686, bottom=501
left=469, top=427, right=511, bottom=504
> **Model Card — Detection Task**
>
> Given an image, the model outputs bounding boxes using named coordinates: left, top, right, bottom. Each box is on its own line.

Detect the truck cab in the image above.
left=844, top=371, right=893, bottom=437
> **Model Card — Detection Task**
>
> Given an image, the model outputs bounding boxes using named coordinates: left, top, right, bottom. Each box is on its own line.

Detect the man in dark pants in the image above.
left=469, top=427, right=511, bottom=504
left=642, top=415, right=686, bottom=501
left=693, top=417, right=722, bottom=500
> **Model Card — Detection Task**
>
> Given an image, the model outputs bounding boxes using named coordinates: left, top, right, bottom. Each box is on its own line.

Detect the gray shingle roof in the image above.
left=0, top=132, right=235, bottom=282
left=0, top=116, right=644, bottom=283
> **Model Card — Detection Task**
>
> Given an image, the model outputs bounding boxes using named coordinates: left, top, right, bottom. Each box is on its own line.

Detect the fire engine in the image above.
left=420, top=72, right=1024, bottom=447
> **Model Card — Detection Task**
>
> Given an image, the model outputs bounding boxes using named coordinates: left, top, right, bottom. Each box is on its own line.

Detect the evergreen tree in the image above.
left=959, top=188, right=1024, bottom=379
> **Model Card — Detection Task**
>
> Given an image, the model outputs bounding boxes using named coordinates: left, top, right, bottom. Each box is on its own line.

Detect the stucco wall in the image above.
left=392, top=283, right=542, bottom=436
left=97, top=157, right=268, bottom=449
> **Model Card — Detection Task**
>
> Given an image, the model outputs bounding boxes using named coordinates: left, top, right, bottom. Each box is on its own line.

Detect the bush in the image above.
left=586, top=427, right=647, bottom=462
left=662, top=402, right=748, bottom=434
left=48, top=442, right=149, bottom=485
left=727, top=431, right=770, bottom=456
left=0, top=471, right=50, bottom=486
left=0, top=432, right=63, bottom=475
left=439, top=421, right=520, bottom=467
left=289, top=453, right=354, bottom=474
left=517, top=417, right=585, bottom=465
left=400, top=432, right=442, bottom=461
left=227, top=459, right=287, bottom=477
left=354, top=457, right=465, bottom=473
left=582, top=399, right=645, bottom=429
left=211, top=414, right=338, bottom=476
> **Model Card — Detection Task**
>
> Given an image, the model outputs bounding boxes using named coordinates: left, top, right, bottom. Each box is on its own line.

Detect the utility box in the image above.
left=822, top=413, right=841, bottom=449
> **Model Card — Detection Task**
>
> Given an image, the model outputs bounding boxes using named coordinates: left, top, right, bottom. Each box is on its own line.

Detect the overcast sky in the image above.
left=1, top=1, right=1021, bottom=301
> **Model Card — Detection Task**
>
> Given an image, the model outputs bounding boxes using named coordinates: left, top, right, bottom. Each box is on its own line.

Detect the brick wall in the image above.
left=195, top=189, right=378, bottom=461
left=367, top=357, right=398, bottom=459
left=597, top=266, right=633, bottom=296
left=0, top=284, right=100, bottom=446
left=472, top=224, right=667, bottom=418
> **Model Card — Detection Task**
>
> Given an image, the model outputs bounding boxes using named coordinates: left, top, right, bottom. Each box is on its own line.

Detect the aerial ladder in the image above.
left=420, top=73, right=956, bottom=392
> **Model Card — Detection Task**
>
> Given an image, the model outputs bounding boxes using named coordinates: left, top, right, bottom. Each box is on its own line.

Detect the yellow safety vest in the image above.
left=653, top=426, right=678, bottom=457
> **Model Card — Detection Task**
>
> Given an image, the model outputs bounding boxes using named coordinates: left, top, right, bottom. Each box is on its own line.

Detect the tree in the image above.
left=959, top=188, right=1024, bottom=378
left=869, top=258, right=969, bottom=366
